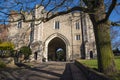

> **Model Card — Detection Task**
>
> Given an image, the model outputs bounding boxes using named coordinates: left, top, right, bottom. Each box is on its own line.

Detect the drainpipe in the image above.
left=81, top=12, right=86, bottom=59
left=29, top=10, right=35, bottom=47
left=69, top=16, right=73, bottom=61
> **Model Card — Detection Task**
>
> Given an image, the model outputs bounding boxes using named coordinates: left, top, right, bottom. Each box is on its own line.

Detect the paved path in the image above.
left=0, top=62, right=87, bottom=80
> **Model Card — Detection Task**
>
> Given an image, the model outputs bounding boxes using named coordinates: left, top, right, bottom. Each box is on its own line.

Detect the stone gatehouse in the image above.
left=9, top=6, right=97, bottom=62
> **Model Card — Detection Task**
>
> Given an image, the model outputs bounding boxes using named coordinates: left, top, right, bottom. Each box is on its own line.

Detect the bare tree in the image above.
left=0, top=0, right=120, bottom=74
left=111, top=26, right=120, bottom=49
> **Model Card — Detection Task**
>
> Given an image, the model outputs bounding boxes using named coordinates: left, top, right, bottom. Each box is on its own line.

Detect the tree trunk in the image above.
left=94, top=21, right=116, bottom=74
left=89, top=16, right=117, bottom=74
left=87, top=0, right=117, bottom=75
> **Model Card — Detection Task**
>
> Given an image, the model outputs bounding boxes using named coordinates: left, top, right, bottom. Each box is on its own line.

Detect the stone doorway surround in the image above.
left=44, top=33, right=70, bottom=62
left=48, top=37, right=66, bottom=61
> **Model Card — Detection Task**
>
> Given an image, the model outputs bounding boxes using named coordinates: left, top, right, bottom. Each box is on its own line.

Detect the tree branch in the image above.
left=44, top=6, right=89, bottom=22
left=106, top=0, right=117, bottom=20
left=98, top=0, right=117, bottom=24
left=111, top=22, right=120, bottom=26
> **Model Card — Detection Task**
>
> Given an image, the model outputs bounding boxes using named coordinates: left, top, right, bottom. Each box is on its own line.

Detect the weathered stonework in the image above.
left=0, top=24, right=10, bottom=41
left=8, top=6, right=97, bottom=62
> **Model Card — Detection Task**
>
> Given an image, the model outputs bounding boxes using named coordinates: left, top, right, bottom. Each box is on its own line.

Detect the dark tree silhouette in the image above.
left=0, top=0, right=120, bottom=74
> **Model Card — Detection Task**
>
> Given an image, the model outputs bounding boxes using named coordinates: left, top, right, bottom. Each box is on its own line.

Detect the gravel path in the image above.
left=0, top=62, right=87, bottom=80
left=0, top=62, right=68, bottom=80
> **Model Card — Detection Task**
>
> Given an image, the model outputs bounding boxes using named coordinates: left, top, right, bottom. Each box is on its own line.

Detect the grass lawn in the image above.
left=77, top=56, right=120, bottom=80
left=78, top=59, right=98, bottom=69
left=78, top=56, right=120, bottom=70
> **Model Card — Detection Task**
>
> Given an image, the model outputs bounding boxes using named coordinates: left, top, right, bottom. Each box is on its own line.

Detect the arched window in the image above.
left=18, top=20, right=22, bottom=28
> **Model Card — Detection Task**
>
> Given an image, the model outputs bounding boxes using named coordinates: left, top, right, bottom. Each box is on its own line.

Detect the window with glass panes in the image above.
left=75, top=22, right=80, bottom=30
left=18, top=20, right=22, bottom=28
left=75, top=35, right=80, bottom=40
left=54, top=21, right=60, bottom=29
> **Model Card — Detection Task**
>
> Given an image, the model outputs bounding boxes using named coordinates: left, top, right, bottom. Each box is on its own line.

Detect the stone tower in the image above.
left=29, top=6, right=97, bottom=62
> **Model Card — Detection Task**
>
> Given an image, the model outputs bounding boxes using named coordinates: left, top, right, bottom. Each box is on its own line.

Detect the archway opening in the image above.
left=34, top=52, right=38, bottom=60
left=90, top=51, right=93, bottom=59
left=48, top=37, right=66, bottom=61
left=56, top=48, right=65, bottom=61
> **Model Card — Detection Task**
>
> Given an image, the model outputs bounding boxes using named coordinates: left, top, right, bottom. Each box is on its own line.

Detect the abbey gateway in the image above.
left=8, top=6, right=96, bottom=62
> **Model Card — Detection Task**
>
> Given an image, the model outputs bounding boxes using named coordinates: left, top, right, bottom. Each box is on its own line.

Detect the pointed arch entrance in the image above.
left=44, top=33, right=70, bottom=62
left=48, top=37, right=66, bottom=61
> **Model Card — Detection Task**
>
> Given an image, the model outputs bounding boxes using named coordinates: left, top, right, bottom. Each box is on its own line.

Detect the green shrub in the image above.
left=0, top=42, right=14, bottom=50
left=0, top=42, right=14, bottom=58
left=19, top=46, right=32, bottom=59
left=0, top=59, right=6, bottom=68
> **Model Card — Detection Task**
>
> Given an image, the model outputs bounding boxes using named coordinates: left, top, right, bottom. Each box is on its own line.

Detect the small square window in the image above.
left=75, top=35, right=80, bottom=40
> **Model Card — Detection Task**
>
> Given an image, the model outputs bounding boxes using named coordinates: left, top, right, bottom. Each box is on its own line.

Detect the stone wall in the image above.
left=0, top=57, right=17, bottom=68
left=0, top=25, right=10, bottom=41
left=75, top=60, right=111, bottom=80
